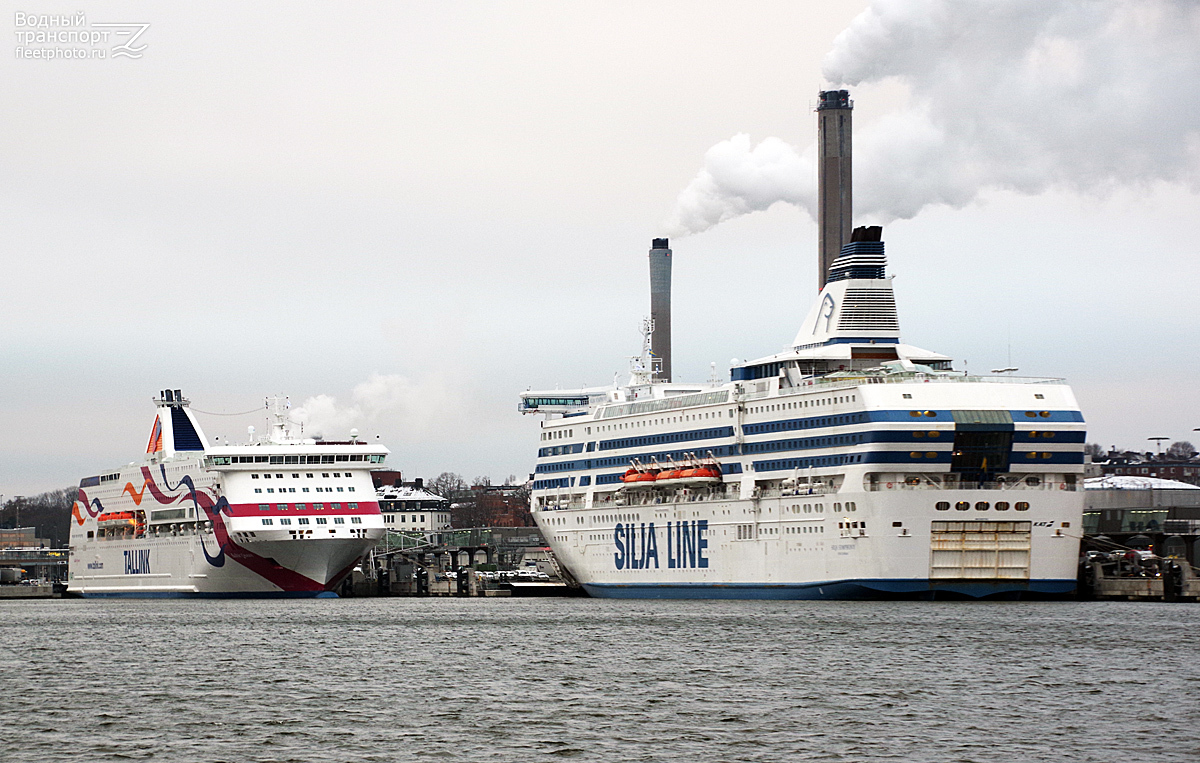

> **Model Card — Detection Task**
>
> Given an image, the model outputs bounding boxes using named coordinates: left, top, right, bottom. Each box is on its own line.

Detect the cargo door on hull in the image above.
left=929, top=521, right=1030, bottom=580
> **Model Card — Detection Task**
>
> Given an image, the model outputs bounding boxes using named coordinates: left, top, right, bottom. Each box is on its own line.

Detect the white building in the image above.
left=376, top=485, right=451, bottom=532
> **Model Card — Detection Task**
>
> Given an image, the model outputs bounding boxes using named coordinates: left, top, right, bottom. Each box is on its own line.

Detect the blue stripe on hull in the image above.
left=75, top=590, right=340, bottom=599
left=582, top=579, right=1077, bottom=600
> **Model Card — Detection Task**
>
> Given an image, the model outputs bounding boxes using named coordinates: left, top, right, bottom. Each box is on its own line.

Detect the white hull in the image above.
left=537, top=485, right=1083, bottom=599
left=69, top=533, right=378, bottom=597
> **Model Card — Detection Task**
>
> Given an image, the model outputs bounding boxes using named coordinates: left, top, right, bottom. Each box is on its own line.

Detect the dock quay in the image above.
left=0, top=547, right=66, bottom=598
left=1079, top=479, right=1200, bottom=601
left=356, top=526, right=584, bottom=597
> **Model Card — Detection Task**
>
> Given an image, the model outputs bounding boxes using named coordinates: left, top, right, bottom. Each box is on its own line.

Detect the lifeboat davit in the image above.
left=674, top=453, right=724, bottom=485
left=622, top=459, right=660, bottom=487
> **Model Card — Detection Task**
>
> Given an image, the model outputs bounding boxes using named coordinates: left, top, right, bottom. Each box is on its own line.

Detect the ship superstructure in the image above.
left=518, top=92, right=1085, bottom=600
left=67, top=391, right=388, bottom=597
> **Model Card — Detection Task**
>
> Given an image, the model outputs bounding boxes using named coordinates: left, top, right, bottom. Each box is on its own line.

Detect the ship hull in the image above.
left=582, top=580, right=1078, bottom=600
left=538, top=486, right=1083, bottom=600
left=68, top=533, right=375, bottom=597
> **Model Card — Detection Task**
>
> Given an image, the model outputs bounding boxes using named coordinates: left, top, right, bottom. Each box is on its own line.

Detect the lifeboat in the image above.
left=98, top=511, right=138, bottom=530
left=654, top=457, right=685, bottom=486
left=621, top=458, right=659, bottom=487
left=675, top=453, right=724, bottom=485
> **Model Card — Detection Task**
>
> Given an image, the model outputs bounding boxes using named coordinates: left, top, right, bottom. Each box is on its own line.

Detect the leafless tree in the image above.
left=0, top=487, right=75, bottom=547
left=427, top=472, right=467, bottom=498
left=1166, top=441, right=1196, bottom=461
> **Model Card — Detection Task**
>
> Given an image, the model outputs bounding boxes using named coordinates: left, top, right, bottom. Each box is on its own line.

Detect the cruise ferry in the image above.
left=520, top=229, right=1086, bottom=599
left=67, top=391, right=388, bottom=597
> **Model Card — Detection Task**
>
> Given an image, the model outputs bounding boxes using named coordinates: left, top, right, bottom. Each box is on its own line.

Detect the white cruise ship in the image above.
left=519, top=91, right=1084, bottom=599
left=67, top=391, right=388, bottom=597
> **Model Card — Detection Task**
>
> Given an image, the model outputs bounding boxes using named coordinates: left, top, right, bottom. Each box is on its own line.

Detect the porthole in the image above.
left=935, top=501, right=950, bottom=511
left=955, top=501, right=970, bottom=511
left=994, top=502, right=1010, bottom=511
left=923, top=411, right=936, bottom=417
left=1039, top=411, right=1050, bottom=418
left=909, top=411, right=922, bottom=417
left=1015, top=502, right=1030, bottom=511
left=975, top=502, right=989, bottom=511
left=926, top=452, right=938, bottom=458
left=913, top=432, right=926, bottom=438
left=1025, top=411, right=1038, bottom=418
left=928, top=431, right=940, bottom=438
left=910, top=451, right=922, bottom=458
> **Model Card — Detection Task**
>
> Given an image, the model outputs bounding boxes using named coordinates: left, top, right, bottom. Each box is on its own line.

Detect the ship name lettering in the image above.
left=614, top=520, right=707, bottom=570
left=123, top=548, right=150, bottom=575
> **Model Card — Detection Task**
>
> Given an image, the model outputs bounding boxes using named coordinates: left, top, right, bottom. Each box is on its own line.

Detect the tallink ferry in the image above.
left=519, top=91, right=1085, bottom=600
left=68, top=391, right=388, bottom=597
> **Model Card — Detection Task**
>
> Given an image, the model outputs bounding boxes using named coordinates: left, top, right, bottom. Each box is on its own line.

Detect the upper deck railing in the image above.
left=743, top=373, right=1065, bottom=401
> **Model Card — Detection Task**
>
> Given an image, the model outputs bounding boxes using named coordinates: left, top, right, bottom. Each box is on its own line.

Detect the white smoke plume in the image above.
left=663, top=134, right=815, bottom=237
left=666, top=0, right=1200, bottom=235
left=291, top=373, right=455, bottom=440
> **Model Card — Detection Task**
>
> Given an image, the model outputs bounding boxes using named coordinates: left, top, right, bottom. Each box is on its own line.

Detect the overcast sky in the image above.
left=2, top=1, right=1198, bottom=496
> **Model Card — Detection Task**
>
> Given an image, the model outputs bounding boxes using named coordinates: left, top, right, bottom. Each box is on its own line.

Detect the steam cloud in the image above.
left=292, top=373, right=456, bottom=440
left=666, top=0, right=1200, bottom=236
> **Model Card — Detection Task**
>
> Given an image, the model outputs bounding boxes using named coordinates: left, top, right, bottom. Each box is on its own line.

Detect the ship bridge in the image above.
left=732, top=227, right=950, bottom=383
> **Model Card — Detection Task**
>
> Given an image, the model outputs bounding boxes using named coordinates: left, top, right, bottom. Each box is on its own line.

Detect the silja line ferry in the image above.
left=68, top=391, right=388, bottom=597
left=520, top=233, right=1085, bottom=599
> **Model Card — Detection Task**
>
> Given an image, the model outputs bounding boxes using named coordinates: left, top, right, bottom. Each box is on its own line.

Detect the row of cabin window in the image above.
left=750, top=395, right=855, bottom=415
left=255, top=486, right=355, bottom=494
left=594, top=410, right=729, bottom=434
left=219, top=454, right=382, bottom=464
left=261, top=516, right=364, bottom=526
left=541, top=428, right=575, bottom=442
left=252, top=472, right=351, bottom=479
left=936, top=501, right=1030, bottom=511
left=383, top=514, right=434, bottom=523
left=257, top=502, right=358, bottom=510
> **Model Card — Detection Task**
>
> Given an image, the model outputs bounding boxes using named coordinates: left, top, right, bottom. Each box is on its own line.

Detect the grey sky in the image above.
left=2, top=1, right=1197, bottom=496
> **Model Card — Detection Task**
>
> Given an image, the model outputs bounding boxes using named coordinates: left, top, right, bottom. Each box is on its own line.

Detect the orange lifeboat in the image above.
left=98, top=511, right=138, bottom=529
left=676, top=452, right=723, bottom=485
left=654, top=457, right=684, bottom=486
left=621, top=458, right=659, bottom=487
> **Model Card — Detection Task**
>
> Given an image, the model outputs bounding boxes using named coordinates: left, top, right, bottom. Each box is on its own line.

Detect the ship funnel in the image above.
left=817, top=89, right=853, bottom=290
left=649, top=238, right=672, bottom=382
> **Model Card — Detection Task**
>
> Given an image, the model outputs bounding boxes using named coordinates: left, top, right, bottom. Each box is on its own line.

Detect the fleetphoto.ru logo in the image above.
left=14, top=12, right=149, bottom=60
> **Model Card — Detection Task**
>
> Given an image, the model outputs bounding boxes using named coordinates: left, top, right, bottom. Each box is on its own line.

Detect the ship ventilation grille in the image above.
left=837, top=288, right=899, bottom=331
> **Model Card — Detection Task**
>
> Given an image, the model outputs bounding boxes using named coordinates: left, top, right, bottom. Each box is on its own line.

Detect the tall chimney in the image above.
left=649, top=238, right=672, bottom=382
left=817, top=89, right=853, bottom=290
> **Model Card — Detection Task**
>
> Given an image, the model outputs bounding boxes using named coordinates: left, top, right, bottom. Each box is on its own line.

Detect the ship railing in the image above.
left=756, top=486, right=838, bottom=498
left=866, top=480, right=1078, bottom=492
left=596, top=487, right=734, bottom=508
left=742, top=373, right=1066, bottom=401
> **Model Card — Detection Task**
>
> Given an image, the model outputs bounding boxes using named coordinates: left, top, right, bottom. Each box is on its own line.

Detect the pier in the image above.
left=357, top=527, right=581, bottom=597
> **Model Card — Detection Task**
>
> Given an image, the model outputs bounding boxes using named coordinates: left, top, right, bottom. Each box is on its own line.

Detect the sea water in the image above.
left=2, top=598, right=1198, bottom=762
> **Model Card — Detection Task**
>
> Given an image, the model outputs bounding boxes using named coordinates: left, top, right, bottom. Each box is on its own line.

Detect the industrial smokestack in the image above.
left=817, top=89, right=853, bottom=290
left=649, top=238, right=672, bottom=383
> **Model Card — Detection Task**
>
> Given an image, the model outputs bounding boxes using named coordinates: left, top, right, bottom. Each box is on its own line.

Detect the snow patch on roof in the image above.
left=1085, top=475, right=1200, bottom=491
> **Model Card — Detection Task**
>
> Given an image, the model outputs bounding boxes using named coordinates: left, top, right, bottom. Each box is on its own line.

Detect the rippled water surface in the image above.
left=3, top=598, right=1199, bottom=762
